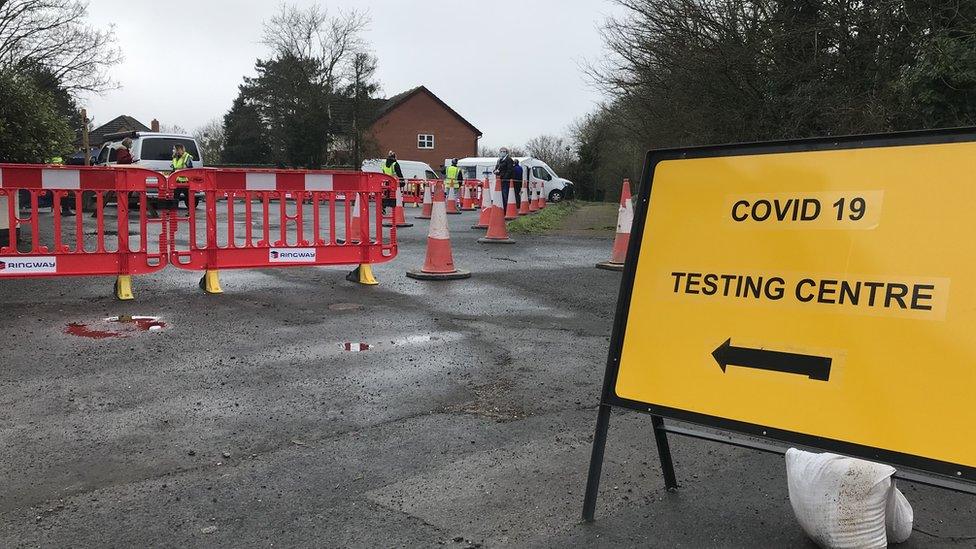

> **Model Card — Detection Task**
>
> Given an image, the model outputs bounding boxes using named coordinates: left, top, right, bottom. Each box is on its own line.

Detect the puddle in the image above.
left=65, top=316, right=167, bottom=339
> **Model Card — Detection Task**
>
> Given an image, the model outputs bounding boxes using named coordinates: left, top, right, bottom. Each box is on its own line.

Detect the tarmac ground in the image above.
left=1, top=199, right=974, bottom=547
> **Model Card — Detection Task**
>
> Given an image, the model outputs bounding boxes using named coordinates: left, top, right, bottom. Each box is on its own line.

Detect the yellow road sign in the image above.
left=604, top=131, right=976, bottom=482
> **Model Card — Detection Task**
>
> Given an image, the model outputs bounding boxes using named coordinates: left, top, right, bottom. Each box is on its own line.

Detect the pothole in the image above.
left=444, top=380, right=528, bottom=422
left=65, top=315, right=167, bottom=339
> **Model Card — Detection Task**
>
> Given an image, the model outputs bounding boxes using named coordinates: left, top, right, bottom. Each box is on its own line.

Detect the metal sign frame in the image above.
left=583, top=128, right=976, bottom=522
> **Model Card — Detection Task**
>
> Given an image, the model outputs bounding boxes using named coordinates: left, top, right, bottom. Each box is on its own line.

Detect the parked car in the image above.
left=453, top=156, right=575, bottom=203
left=95, top=131, right=205, bottom=207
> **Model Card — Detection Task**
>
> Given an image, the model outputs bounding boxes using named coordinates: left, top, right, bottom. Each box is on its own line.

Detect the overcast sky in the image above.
left=82, top=0, right=624, bottom=148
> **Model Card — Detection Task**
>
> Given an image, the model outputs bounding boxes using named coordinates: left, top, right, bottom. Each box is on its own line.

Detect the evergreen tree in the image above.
left=0, top=70, right=74, bottom=162
left=222, top=93, right=271, bottom=165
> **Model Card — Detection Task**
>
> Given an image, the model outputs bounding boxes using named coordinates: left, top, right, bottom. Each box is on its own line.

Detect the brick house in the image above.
left=368, top=86, right=481, bottom=171
left=76, top=115, right=155, bottom=148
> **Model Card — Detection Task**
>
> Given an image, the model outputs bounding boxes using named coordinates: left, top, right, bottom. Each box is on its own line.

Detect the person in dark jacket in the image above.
left=511, top=159, right=524, bottom=209
left=494, top=147, right=514, bottom=208
left=116, top=138, right=135, bottom=165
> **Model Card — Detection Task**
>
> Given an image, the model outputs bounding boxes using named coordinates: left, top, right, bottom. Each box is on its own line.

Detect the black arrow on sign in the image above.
left=712, top=339, right=832, bottom=381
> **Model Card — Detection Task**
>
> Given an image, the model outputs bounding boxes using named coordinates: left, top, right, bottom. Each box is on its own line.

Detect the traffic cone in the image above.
left=478, top=178, right=515, bottom=244
left=445, top=185, right=461, bottom=215
left=472, top=178, right=491, bottom=229
left=347, top=192, right=364, bottom=244
left=528, top=181, right=539, bottom=213
left=383, top=186, right=413, bottom=228
left=407, top=182, right=471, bottom=280
left=416, top=183, right=433, bottom=220
left=537, top=183, right=547, bottom=210
left=504, top=181, right=518, bottom=220
left=461, top=183, right=476, bottom=211
left=518, top=180, right=530, bottom=215
left=597, top=179, right=634, bottom=271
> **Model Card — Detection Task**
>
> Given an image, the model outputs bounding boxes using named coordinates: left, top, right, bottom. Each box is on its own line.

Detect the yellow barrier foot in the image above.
left=114, top=275, right=135, bottom=301
left=199, top=269, right=224, bottom=294
left=346, top=264, right=379, bottom=285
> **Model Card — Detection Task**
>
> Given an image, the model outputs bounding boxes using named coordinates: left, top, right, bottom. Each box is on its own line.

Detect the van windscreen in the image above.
left=140, top=138, right=201, bottom=162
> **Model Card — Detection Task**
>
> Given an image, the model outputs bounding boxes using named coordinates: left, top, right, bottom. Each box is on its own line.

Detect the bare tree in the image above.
left=524, top=134, right=577, bottom=172
left=261, top=3, right=369, bottom=90
left=159, top=123, right=189, bottom=135
left=0, top=0, right=122, bottom=93
left=479, top=145, right=526, bottom=157
left=193, top=118, right=225, bottom=163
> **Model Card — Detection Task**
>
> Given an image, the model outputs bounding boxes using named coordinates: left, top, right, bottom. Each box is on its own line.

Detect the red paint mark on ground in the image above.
left=65, top=322, right=119, bottom=339
left=128, top=317, right=166, bottom=331
left=64, top=316, right=167, bottom=339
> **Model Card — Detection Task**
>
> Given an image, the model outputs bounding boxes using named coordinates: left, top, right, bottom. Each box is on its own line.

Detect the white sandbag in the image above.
left=885, top=482, right=914, bottom=544
left=786, top=448, right=902, bottom=548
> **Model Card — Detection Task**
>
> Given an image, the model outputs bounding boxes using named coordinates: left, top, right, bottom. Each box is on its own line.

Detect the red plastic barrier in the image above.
left=403, top=178, right=422, bottom=205
left=167, top=168, right=398, bottom=272
left=0, top=164, right=167, bottom=278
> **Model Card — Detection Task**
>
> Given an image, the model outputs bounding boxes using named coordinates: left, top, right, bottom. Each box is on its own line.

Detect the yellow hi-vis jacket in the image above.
left=445, top=165, right=462, bottom=188
left=172, top=152, right=193, bottom=183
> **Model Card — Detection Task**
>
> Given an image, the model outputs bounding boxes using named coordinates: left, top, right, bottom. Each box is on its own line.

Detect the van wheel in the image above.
left=548, top=189, right=564, bottom=203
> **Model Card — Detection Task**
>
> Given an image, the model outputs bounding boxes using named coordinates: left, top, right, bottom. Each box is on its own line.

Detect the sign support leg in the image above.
left=652, top=415, right=678, bottom=490
left=582, top=404, right=612, bottom=522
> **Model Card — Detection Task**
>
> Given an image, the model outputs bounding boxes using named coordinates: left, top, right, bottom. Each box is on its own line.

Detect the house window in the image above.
left=418, top=134, right=434, bottom=149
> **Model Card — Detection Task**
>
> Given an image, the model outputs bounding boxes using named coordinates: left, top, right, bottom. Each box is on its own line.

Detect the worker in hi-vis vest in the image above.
left=445, top=158, right=464, bottom=208
left=445, top=158, right=463, bottom=189
left=382, top=150, right=404, bottom=187
left=383, top=151, right=407, bottom=209
left=170, top=143, right=194, bottom=209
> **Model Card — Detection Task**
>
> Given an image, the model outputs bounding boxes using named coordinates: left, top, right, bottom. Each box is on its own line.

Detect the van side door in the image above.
left=529, top=165, right=553, bottom=196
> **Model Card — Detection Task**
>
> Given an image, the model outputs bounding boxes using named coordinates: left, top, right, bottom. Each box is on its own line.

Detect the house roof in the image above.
left=83, top=115, right=151, bottom=146
left=371, top=86, right=482, bottom=137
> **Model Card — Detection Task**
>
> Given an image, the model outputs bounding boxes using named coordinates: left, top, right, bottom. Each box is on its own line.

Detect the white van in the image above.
left=96, top=131, right=205, bottom=172
left=95, top=131, right=205, bottom=207
left=453, top=156, right=574, bottom=203
left=361, top=158, right=440, bottom=180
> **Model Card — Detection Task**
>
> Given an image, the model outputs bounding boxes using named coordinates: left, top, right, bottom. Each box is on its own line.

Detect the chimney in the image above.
left=151, top=119, right=160, bottom=132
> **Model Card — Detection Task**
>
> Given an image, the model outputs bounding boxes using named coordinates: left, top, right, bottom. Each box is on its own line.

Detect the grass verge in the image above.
left=507, top=200, right=583, bottom=235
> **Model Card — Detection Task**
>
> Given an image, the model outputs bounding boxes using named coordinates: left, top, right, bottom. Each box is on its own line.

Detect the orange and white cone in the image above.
left=445, top=185, right=461, bottom=215
left=461, top=183, right=476, bottom=210
left=478, top=178, right=515, bottom=244
left=347, top=192, right=364, bottom=244
left=407, top=182, right=471, bottom=280
left=383, top=186, right=413, bottom=228
left=518, top=179, right=530, bottom=215
left=528, top=181, right=539, bottom=213
left=472, top=177, right=491, bottom=229
left=504, top=181, right=518, bottom=220
left=597, top=179, right=634, bottom=271
left=416, top=183, right=433, bottom=220
left=537, top=183, right=547, bottom=210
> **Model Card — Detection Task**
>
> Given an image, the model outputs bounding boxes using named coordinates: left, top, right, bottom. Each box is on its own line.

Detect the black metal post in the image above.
left=652, top=415, right=679, bottom=490
left=582, top=404, right=613, bottom=522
